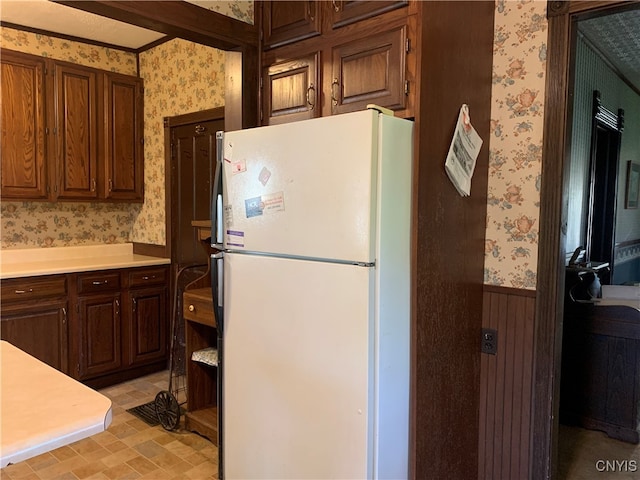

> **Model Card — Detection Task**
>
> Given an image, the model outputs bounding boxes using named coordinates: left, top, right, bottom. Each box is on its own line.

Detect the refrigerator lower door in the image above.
left=223, top=253, right=374, bottom=479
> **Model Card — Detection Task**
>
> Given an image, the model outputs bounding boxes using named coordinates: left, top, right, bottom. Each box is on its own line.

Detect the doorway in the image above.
left=164, top=107, right=224, bottom=358
left=534, top=2, right=640, bottom=479
left=584, top=91, right=623, bottom=285
left=169, top=110, right=224, bottom=269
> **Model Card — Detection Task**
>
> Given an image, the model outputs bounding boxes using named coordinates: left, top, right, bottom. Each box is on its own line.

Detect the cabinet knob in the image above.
left=189, top=305, right=195, bottom=312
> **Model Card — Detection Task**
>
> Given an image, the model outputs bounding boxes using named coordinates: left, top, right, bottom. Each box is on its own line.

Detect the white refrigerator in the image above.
left=211, top=108, right=413, bottom=479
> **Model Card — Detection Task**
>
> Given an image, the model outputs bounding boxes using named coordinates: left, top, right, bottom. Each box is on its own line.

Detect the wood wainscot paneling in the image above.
left=479, top=285, right=536, bottom=480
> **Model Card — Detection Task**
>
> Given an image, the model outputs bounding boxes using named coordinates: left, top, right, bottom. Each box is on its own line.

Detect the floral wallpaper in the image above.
left=133, top=39, right=226, bottom=246
left=1, top=202, right=140, bottom=248
left=0, top=26, right=138, bottom=74
left=186, top=0, right=254, bottom=24
left=484, top=0, right=547, bottom=290
left=1, top=2, right=552, bottom=291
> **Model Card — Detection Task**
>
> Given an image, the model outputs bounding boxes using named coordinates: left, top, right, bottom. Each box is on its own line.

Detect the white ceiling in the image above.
left=0, top=0, right=639, bottom=91
left=578, top=7, right=640, bottom=91
left=0, top=0, right=231, bottom=50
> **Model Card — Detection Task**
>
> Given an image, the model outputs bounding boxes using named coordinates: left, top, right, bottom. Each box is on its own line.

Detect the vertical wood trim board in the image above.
left=479, top=286, right=536, bottom=480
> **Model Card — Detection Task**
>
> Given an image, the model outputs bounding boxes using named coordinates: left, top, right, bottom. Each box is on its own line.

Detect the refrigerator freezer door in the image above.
left=222, top=110, right=381, bottom=263
left=223, top=252, right=374, bottom=479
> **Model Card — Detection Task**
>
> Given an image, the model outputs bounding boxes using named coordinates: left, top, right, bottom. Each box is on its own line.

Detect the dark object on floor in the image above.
left=126, top=401, right=160, bottom=427
left=155, top=390, right=181, bottom=431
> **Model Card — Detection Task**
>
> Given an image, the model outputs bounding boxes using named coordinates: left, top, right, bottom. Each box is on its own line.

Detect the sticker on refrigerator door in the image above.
left=224, top=204, right=234, bottom=227
left=226, top=230, right=245, bottom=247
left=232, top=159, right=246, bottom=175
left=244, top=191, right=285, bottom=218
left=258, top=166, right=271, bottom=186
left=224, top=141, right=233, bottom=163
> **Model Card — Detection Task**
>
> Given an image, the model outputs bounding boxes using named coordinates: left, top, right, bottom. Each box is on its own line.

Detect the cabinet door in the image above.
left=77, top=293, right=121, bottom=379
left=330, top=25, right=407, bottom=115
left=262, top=1, right=321, bottom=49
left=54, top=62, right=99, bottom=200
left=104, top=73, right=144, bottom=202
left=0, top=50, right=49, bottom=200
left=330, top=1, right=408, bottom=29
left=126, top=286, right=168, bottom=367
left=262, top=52, right=320, bottom=125
left=0, top=300, right=68, bottom=373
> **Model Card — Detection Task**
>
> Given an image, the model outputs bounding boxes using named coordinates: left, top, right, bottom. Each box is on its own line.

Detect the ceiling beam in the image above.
left=53, top=0, right=258, bottom=51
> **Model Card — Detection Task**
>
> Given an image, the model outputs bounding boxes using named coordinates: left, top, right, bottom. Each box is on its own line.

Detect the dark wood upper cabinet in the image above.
left=54, top=62, right=99, bottom=200
left=330, top=0, right=408, bottom=29
left=0, top=50, right=49, bottom=200
left=330, top=26, right=407, bottom=115
left=262, top=1, right=321, bottom=49
left=262, top=52, right=321, bottom=125
left=259, top=2, right=414, bottom=125
left=0, top=49, right=144, bottom=203
left=104, top=72, right=144, bottom=202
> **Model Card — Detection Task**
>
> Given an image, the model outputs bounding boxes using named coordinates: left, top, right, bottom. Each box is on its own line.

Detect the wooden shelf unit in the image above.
left=182, top=219, right=219, bottom=444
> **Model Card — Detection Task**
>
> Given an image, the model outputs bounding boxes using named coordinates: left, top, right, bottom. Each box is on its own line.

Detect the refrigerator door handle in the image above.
left=211, top=251, right=225, bottom=328
left=211, top=131, right=224, bottom=250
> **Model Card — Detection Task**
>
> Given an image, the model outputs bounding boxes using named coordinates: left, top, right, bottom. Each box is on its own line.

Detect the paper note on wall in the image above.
left=444, top=104, right=483, bottom=197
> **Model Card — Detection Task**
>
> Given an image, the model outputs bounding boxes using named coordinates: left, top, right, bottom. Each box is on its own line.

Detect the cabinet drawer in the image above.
left=77, top=271, right=121, bottom=294
left=128, top=267, right=167, bottom=288
left=183, top=288, right=216, bottom=328
left=1, top=275, right=67, bottom=303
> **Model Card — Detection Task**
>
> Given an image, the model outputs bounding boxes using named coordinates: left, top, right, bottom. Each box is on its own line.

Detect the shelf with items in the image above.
left=182, top=219, right=219, bottom=444
left=183, top=286, right=218, bottom=444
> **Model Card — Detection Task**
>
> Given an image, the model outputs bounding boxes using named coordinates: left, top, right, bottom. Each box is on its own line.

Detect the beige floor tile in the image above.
left=37, top=456, right=87, bottom=480
left=1, top=371, right=217, bottom=480
left=123, top=457, right=157, bottom=477
left=100, top=464, right=139, bottom=480
left=1, top=462, right=36, bottom=479
left=70, top=460, right=108, bottom=480
left=69, top=440, right=102, bottom=457
left=25, top=453, right=58, bottom=472
left=148, top=451, right=182, bottom=470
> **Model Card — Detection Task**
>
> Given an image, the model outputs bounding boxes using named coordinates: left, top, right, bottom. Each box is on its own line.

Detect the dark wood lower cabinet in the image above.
left=126, top=286, right=168, bottom=367
left=71, top=266, right=170, bottom=389
left=560, top=304, right=640, bottom=444
left=0, top=265, right=169, bottom=389
left=0, top=299, right=69, bottom=373
left=77, top=292, right=122, bottom=379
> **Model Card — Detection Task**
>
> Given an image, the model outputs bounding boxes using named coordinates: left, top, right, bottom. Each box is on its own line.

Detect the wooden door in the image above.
left=0, top=300, right=68, bottom=373
left=77, top=293, right=121, bottom=379
left=262, top=0, right=321, bottom=49
left=54, top=62, right=99, bottom=200
left=126, top=286, right=168, bottom=367
left=103, top=72, right=144, bottom=202
left=330, top=0, right=408, bottom=29
left=171, top=115, right=224, bottom=268
left=330, top=25, right=407, bottom=115
left=0, top=50, right=49, bottom=200
left=262, top=52, right=320, bottom=125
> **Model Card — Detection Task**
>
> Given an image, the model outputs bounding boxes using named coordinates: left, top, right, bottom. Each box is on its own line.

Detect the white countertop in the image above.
left=0, top=244, right=170, bottom=279
left=0, top=341, right=113, bottom=467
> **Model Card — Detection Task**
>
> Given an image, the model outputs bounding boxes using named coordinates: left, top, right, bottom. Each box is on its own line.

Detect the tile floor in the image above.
left=558, top=424, right=640, bottom=480
left=0, top=370, right=218, bottom=480
left=3, top=370, right=638, bottom=480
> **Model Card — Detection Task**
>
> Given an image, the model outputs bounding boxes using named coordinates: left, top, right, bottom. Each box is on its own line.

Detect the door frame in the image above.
left=532, top=1, right=638, bottom=478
